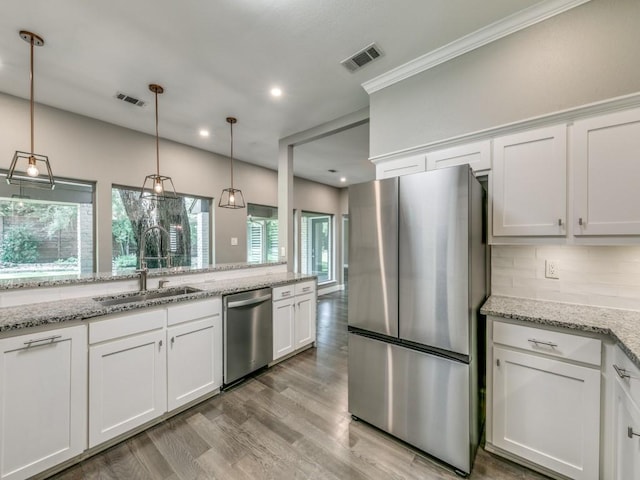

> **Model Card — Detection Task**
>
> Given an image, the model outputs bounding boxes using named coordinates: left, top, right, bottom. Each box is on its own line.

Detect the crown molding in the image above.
left=362, top=0, right=593, bottom=95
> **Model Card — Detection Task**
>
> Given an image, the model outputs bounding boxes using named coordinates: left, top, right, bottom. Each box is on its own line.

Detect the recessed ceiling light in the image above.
left=270, top=87, right=282, bottom=97
left=199, top=129, right=210, bottom=137
left=340, top=177, right=347, bottom=183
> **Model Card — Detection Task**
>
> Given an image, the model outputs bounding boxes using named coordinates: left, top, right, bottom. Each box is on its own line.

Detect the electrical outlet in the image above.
left=230, top=237, right=238, bottom=246
left=545, top=260, right=559, bottom=279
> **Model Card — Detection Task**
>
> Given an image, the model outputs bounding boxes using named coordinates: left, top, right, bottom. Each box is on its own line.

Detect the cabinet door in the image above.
left=273, top=298, right=295, bottom=361
left=295, top=292, right=316, bottom=349
left=89, top=329, right=166, bottom=448
left=492, top=346, right=600, bottom=480
left=0, top=325, right=87, bottom=480
left=492, top=125, right=567, bottom=236
left=167, top=316, right=220, bottom=411
left=375, top=153, right=426, bottom=179
left=573, top=108, right=640, bottom=235
left=613, top=379, right=640, bottom=479
left=426, top=140, right=491, bottom=172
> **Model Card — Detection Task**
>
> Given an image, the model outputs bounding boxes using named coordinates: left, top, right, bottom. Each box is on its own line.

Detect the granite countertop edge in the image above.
left=481, top=295, right=640, bottom=369
left=0, top=261, right=287, bottom=291
left=0, top=272, right=315, bottom=334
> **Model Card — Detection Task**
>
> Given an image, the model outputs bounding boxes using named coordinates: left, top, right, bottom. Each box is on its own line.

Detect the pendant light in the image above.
left=218, top=117, right=245, bottom=209
left=140, top=84, right=176, bottom=204
left=7, top=31, right=55, bottom=190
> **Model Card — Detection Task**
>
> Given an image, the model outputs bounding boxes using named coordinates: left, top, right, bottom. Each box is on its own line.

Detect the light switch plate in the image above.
left=231, top=237, right=238, bottom=246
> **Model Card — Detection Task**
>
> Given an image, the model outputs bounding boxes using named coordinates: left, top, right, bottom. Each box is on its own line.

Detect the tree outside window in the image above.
left=111, top=186, right=211, bottom=271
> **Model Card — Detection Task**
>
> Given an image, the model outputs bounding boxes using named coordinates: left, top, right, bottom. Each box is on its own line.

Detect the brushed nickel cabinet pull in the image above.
left=496, top=359, right=500, bottom=367
left=614, top=364, right=631, bottom=379
left=628, top=427, right=640, bottom=439
left=528, top=338, right=558, bottom=348
left=23, top=335, right=62, bottom=347
left=558, top=219, right=563, bottom=226
left=578, top=217, right=584, bottom=226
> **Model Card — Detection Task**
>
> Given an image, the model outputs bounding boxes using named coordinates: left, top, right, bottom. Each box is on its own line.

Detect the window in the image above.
left=0, top=173, right=95, bottom=279
left=247, top=204, right=278, bottom=263
left=301, top=211, right=333, bottom=283
left=112, top=186, right=211, bottom=271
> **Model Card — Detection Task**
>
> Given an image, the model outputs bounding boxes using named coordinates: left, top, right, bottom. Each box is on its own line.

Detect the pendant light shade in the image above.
left=219, top=117, right=245, bottom=209
left=7, top=31, right=55, bottom=190
left=140, top=84, right=177, bottom=204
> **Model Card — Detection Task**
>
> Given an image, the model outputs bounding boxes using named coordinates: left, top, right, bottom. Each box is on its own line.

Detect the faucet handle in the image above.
left=159, top=279, right=170, bottom=288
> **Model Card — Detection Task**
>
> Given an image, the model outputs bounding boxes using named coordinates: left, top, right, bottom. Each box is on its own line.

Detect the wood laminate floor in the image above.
left=51, top=291, right=548, bottom=480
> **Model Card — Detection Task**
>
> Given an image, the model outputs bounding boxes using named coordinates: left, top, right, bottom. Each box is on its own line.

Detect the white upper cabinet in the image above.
left=492, top=125, right=567, bottom=236
left=573, top=108, right=640, bottom=235
left=375, top=153, right=426, bottom=179
left=426, top=140, right=491, bottom=172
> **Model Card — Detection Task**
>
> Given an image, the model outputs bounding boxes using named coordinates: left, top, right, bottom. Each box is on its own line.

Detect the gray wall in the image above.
left=0, top=92, right=344, bottom=274
left=369, top=0, right=640, bottom=157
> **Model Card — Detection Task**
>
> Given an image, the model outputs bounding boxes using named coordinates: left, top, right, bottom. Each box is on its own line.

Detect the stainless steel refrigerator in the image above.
left=347, top=165, right=486, bottom=476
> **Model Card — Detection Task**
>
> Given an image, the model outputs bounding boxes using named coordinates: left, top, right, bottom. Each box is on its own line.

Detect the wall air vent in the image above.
left=341, top=43, right=383, bottom=73
left=115, top=92, right=146, bottom=107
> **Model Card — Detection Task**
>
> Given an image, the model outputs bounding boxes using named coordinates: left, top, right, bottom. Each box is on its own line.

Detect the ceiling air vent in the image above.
left=115, top=92, right=146, bottom=107
left=341, top=43, right=383, bottom=73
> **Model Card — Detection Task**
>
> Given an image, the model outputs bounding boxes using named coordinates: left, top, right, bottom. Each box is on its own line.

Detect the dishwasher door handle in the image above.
left=227, top=294, right=272, bottom=309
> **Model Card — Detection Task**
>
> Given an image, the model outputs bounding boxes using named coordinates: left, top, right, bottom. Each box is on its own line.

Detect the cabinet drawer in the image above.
left=493, top=320, right=601, bottom=366
left=89, top=308, right=166, bottom=344
left=273, top=284, right=295, bottom=302
left=295, top=281, right=316, bottom=296
left=167, top=297, right=221, bottom=326
left=612, top=346, right=640, bottom=406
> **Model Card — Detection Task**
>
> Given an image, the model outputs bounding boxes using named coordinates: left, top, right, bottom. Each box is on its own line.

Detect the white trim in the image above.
left=369, top=91, right=640, bottom=164
left=318, top=284, right=345, bottom=296
left=362, top=0, right=592, bottom=94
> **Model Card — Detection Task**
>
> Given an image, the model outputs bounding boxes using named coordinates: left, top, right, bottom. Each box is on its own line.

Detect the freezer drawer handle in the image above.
left=527, top=338, right=558, bottom=348
left=23, top=335, right=63, bottom=348
left=614, top=364, right=631, bottom=379
left=228, top=294, right=272, bottom=309
left=628, top=427, right=640, bottom=439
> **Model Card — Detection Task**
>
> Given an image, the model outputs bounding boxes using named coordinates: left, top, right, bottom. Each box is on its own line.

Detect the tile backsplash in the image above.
left=491, top=245, right=640, bottom=310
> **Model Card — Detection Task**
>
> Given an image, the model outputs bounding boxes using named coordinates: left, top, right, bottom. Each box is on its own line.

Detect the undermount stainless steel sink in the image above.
left=95, top=286, right=202, bottom=307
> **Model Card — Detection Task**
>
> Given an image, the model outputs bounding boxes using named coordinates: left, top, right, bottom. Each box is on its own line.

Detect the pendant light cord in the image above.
left=155, top=89, right=160, bottom=176
left=229, top=120, right=234, bottom=189
left=29, top=35, right=35, bottom=155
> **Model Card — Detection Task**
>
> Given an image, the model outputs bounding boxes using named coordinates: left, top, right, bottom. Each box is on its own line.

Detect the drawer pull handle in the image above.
left=558, top=218, right=563, bottom=226
left=628, top=427, right=640, bottom=439
left=23, top=335, right=62, bottom=347
left=527, top=338, right=558, bottom=348
left=614, top=364, right=631, bottom=379
left=302, top=287, right=311, bottom=292
left=282, top=291, right=291, bottom=297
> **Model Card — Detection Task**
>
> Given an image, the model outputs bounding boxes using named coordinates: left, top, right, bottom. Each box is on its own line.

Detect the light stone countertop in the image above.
left=0, top=272, right=315, bottom=334
left=0, top=261, right=286, bottom=290
left=481, top=295, right=640, bottom=369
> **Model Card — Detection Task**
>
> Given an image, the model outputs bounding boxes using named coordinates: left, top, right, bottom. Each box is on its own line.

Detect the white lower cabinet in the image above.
left=167, top=298, right=222, bottom=411
left=89, top=309, right=167, bottom=447
left=295, top=291, right=316, bottom=349
left=489, top=318, right=601, bottom=480
left=0, top=325, right=87, bottom=480
left=273, top=294, right=295, bottom=360
left=613, top=379, right=640, bottom=479
left=607, top=345, right=640, bottom=479
left=272, top=281, right=317, bottom=361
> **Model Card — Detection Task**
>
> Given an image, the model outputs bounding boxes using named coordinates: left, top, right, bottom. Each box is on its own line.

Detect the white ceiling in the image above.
left=0, top=0, right=544, bottom=187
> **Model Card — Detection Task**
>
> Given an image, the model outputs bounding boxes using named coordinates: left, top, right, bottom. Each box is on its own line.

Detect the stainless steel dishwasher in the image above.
left=223, top=288, right=273, bottom=386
